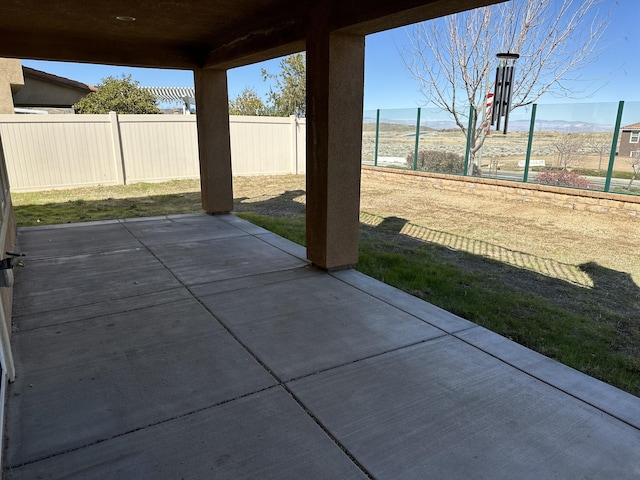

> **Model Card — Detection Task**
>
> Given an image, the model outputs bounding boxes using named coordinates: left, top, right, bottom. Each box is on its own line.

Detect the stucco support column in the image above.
left=194, top=68, right=233, bottom=213
left=306, top=29, right=365, bottom=270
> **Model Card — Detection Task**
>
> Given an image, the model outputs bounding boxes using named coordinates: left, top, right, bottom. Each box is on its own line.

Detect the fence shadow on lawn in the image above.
left=359, top=211, right=639, bottom=325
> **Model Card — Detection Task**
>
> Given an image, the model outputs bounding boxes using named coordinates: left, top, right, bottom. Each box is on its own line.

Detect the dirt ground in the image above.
left=233, top=170, right=640, bottom=287
left=233, top=170, right=640, bottom=337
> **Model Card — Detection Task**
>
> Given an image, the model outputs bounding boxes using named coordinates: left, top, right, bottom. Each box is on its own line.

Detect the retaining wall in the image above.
left=362, top=166, right=640, bottom=218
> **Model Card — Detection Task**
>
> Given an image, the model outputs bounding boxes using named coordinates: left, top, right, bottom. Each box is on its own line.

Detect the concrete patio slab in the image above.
left=189, top=265, right=321, bottom=298
left=149, top=235, right=308, bottom=286
left=5, top=388, right=367, bottom=480
left=5, top=214, right=640, bottom=479
left=16, top=221, right=140, bottom=259
left=216, top=213, right=274, bottom=235
left=200, top=274, right=445, bottom=381
left=331, top=268, right=476, bottom=333
left=253, top=231, right=308, bottom=260
left=14, top=287, right=191, bottom=331
left=11, top=247, right=181, bottom=317
left=289, top=335, right=640, bottom=479
left=122, top=214, right=247, bottom=246
left=7, top=298, right=275, bottom=465
left=457, top=326, right=640, bottom=430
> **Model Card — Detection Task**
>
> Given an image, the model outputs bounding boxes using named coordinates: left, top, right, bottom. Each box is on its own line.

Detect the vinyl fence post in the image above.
left=522, top=103, right=537, bottom=183
left=290, top=115, right=298, bottom=174
left=413, top=108, right=421, bottom=171
left=605, top=101, right=624, bottom=193
left=108, top=111, right=126, bottom=185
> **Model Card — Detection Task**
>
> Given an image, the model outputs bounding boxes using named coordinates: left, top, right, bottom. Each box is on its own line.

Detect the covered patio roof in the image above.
left=0, top=0, right=501, bottom=69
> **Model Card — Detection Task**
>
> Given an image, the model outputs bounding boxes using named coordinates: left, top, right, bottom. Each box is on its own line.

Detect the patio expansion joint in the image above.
left=126, top=249, right=376, bottom=477
left=11, top=286, right=186, bottom=331
left=452, top=329, right=640, bottom=433
left=181, top=280, right=379, bottom=479
left=4, top=384, right=280, bottom=471
left=182, top=291, right=378, bottom=478
left=18, top=245, right=147, bottom=263
left=185, top=264, right=312, bottom=290
left=283, top=334, right=450, bottom=384
left=328, top=272, right=456, bottom=335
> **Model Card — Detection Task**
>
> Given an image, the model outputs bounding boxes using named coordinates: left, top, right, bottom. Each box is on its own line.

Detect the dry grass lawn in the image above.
left=233, top=171, right=639, bottom=287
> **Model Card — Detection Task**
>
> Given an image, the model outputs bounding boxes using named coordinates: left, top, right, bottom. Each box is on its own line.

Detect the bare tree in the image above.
left=552, top=133, right=583, bottom=170
left=585, top=135, right=610, bottom=171
left=402, top=0, right=608, bottom=164
left=627, top=154, right=640, bottom=190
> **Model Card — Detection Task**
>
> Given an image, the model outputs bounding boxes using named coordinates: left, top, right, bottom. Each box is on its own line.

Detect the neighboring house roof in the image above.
left=13, top=66, right=97, bottom=110
left=22, top=66, right=96, bottom=93
left=621, top=122, right=640, bottom=131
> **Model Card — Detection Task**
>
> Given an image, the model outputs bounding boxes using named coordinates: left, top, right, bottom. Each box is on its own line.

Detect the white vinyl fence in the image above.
left=0, top=113, right=306, bottom=191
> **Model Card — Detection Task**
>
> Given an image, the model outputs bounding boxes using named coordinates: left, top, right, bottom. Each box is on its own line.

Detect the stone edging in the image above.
left=362, top=166, right=640, bottom=217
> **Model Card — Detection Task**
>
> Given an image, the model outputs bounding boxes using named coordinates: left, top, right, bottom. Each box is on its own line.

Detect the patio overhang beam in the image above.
left=203, top=0, right=504, bottom=70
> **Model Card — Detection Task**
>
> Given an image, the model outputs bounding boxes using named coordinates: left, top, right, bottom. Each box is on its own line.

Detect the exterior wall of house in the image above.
left=0, top=59, right=21, bottom=387
left=0, top=59, right=24, bottom=114
left=12, top=75, right=91, bottom=110
left=618, top=130, right=640, bottom=158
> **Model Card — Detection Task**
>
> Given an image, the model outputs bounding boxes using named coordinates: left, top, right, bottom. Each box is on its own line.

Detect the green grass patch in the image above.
left=13, top=181, right=202, bottom=226
left=236, top=212, right=306, bottom=246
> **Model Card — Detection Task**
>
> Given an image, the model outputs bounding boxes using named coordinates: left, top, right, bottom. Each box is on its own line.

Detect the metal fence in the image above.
left=362, top=101, right=640, bottom=197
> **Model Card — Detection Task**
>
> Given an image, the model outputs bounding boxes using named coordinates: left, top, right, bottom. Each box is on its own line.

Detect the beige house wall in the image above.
left=12, top=76, right=88, bottom=109
left=0, top=60, right=21, bottom=385
left=0, top=59, right=24, bottom=114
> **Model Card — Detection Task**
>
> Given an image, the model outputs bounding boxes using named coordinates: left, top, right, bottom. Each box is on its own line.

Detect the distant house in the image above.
left=12, top=66, right=96, bottom=113
left=618, top=122, right=640, bottom=158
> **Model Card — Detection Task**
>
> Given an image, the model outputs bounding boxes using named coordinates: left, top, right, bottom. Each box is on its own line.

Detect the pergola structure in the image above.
left=0, top=0, right=502, bottom=270
left=142, top=86, right=196, bottom=114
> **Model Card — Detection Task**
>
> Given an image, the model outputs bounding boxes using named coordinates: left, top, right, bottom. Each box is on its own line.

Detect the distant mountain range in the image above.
left=364, top=116, right=615, bottom=133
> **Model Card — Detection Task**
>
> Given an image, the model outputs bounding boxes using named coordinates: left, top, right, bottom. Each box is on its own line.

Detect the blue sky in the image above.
left=20, top=0, right=640, bottom=113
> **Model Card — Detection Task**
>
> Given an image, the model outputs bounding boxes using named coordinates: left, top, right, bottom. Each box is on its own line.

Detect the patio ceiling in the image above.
left=0, top=0, right=502, bottom=70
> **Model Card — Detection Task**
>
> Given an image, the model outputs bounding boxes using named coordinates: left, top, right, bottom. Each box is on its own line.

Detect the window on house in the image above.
left=630, top=131, right=639, bottom=143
